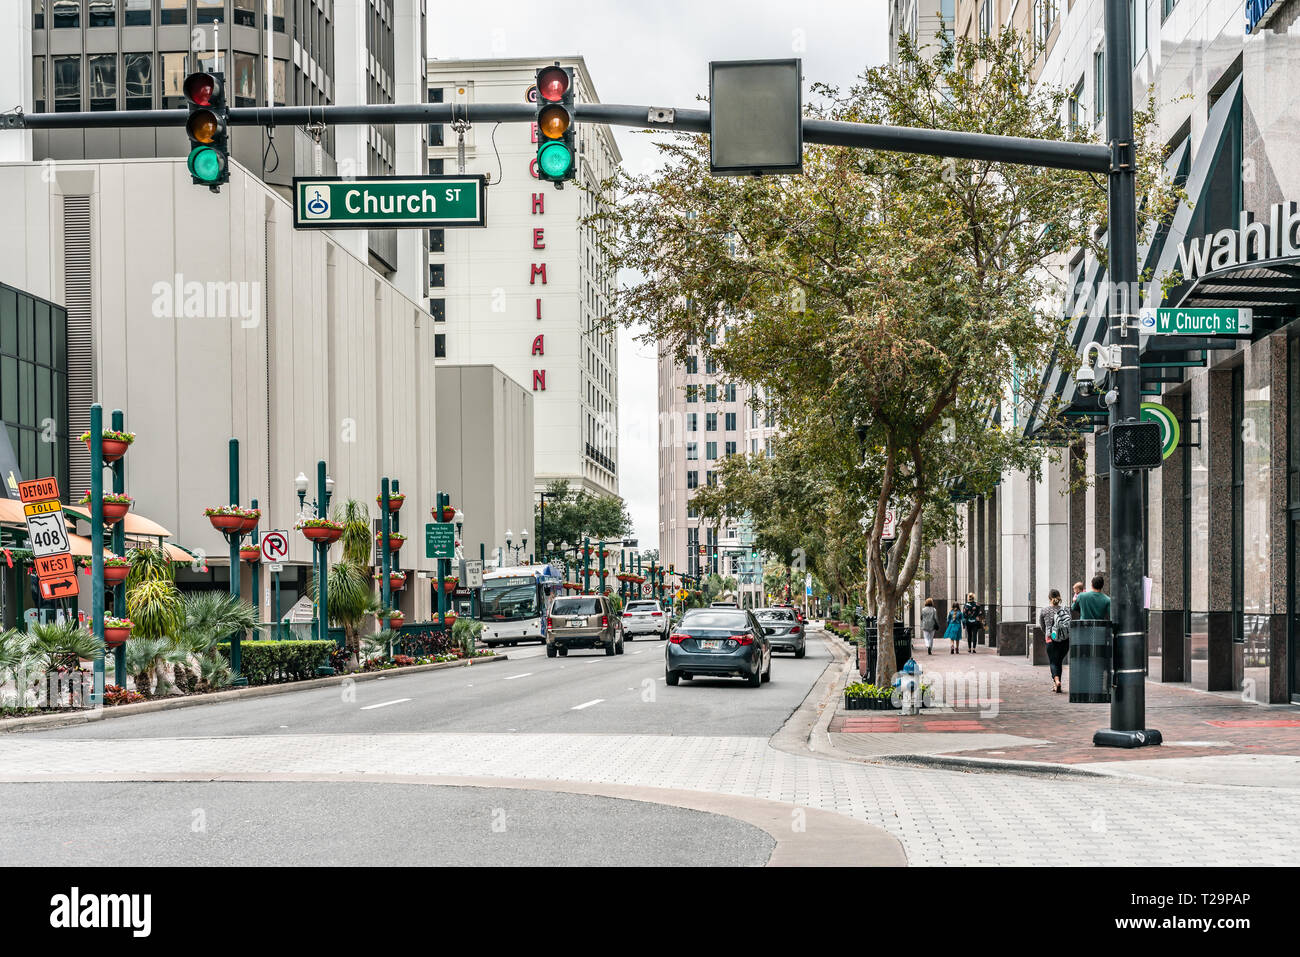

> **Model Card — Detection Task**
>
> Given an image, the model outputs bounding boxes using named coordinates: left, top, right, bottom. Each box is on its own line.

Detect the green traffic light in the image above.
left=187, top=145, right=225, bottom=183
left=538, top=141, right=572, bottom=179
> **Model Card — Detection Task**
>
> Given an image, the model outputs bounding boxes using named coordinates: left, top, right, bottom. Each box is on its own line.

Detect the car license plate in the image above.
left=569, top=618, right=584, bottom=627
left=700, top=639, right=721, bottom=650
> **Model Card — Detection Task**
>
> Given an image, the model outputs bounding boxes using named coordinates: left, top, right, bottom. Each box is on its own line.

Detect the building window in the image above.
left=705, top=383, right=717, bottom=403
left=1033, top=0, right=1056, bottom=51
left=1161, top=0, right=1176, bottom=22
left=978, top=0, right=990, bottom=38
left=196, top=0, right=224, bottom=23
left=705, top=356, right=717, bottom=375
left=687, top=504, right=698, bottom=519
left=685, top=384, right=697, bottom=403
left=233, top=52, right=257, bottom=107
left=33, top=59, right=45, bottom=112
left=429, top=264, right=445, bottom=287
left=725, top=412, right=736, bottom=431
left=33, top=0, right=44, bottom=29
left=88, top=0, right=115, bottom=27
left=428, top=157, right=444, bottom=175
left=52, top=0, right=78, bottom=28
left=751, top=438, right=758, bottom=454
left=1094, top=49, right=1106, bottom=128
left=160, top=0, right=186, bottom=24
left=429, top=298, right=445, bottom=321
left=272, top=0, right=285, bottom=31
left=434, top=333, right=446, bottom=358
left=724, top=383, right=736, bottom=402
left=1068, top=77, right=1083, bottom=134
left=428, top=228, right=444, bottom=253
left=764, top=408, right=775, bottom=428
left=273, top=59, right=286, bottom=106
left=725, top=441, right=736, bottom=457
left=684, top=355, right=697, bottom=375
left=234, top=0, right=256, bottom=27
left=428, top=87, right=443, bottom=146
left=687, top=471, right=699, bottom=490
left=124, top=53, right=151, bottom=109
left=0, top=283, right=70, bottom=495
left=706, top=470, right=717, bottom=487
left=161, top=52, right=187, bottom=109
left=53, top=56, right=80, bottom=112
left=706, top=412, right=717, bottom=431
left=706, top=441, right=717, bottom=460
left=1131, top=0, right=1147, bottom=66
left=686, top=441, right=698, bottom=460
left=687, top=413, right=697, bottom=432
left=87, top=55, right=116, bottom=111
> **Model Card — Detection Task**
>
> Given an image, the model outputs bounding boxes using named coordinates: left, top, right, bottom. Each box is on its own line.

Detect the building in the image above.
left=434, top=364, right=535, bottom=565
left=888, top=0, right=956, bottom=60
left=0, top=155, right=444, bottom=623
left=425, top=57, right=621, bottom=498
left=656, top=326, right=778, bottom=594
left=924, top=0, right=1300, bottom=705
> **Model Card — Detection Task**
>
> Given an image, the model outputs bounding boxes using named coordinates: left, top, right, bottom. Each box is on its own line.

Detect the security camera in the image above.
left=1075, top=361, right=1096, bottom=395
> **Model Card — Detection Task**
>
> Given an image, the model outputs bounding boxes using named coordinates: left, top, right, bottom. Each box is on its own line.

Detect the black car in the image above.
left=666, top=608, right=771, bottom=687
left=755, top=607, right=805, bottom=657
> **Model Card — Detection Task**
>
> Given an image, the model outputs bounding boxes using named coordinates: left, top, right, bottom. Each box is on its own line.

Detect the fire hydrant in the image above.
left=894, top=658, right=923, bottom=715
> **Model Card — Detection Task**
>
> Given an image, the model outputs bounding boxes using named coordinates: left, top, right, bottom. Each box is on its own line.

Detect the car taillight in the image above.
left=732, top=633, right=754, bottom=646
left=670, top=631, right=686, bottom=643
left=790, top=625, right=801, bottom=634
left=623, top=612, right=631, bottom=617
left=546, top=617, right=552, bottom=629
left=651, top=611, right=663, bottom=616
left=602, top=615, right=608, bottom=627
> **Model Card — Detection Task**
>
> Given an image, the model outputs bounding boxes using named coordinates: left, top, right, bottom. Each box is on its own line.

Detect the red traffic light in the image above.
left=537, top=66, right=569, bottom=103
left=183, top=72, right=221, bottom=106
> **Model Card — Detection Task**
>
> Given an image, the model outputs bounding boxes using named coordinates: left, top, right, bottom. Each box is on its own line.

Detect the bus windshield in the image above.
left=480, top=576, right=540, bottom=621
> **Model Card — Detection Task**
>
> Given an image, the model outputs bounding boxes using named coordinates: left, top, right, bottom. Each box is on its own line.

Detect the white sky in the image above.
left=430, top=0, right=890, bottom=547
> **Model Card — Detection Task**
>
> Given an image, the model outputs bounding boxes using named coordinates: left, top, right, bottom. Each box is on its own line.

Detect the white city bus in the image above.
left=477, top=563, right=564, bottom=648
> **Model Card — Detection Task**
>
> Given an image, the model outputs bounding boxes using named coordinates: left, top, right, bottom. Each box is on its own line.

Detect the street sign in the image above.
left=267, top=563, right=284, bottom=573
left=709, top=59, right=803, bottom=176
left=39, top=575, right=78, bottom=599
left=23, top=502, right=70, bottom=558
left=17, top=477, right=59, bottom=503
left=261, top=530, right=289, bottom=563
left=293, top=175, right=487, bottom=229
left=881, top=508, right=899, bottom=541
left=1139, top=307, right=1253, bottom=337
left=463, top=559, right=484, bottom=589
left=425, top=522, right=455, bottom=559
left=20, top=475, right=78, bottom=600
left=1140, top=402, right=1180, bottom=460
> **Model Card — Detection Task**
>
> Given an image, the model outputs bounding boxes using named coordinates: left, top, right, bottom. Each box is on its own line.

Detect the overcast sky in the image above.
left=430, top=0, right=890, bottom=547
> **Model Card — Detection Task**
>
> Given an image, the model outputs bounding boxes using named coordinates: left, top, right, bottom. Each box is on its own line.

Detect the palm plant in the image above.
left=333, top=498, right=374, bottom=567
left=0, top=627, right=33, bottom=707
left=24, top=621, right=99, bottom=673
left=310, top=560, right=379, bottom=664
left=126, top=576, right=183, bottom=643
left=125, top=544, right=175, bottom=587
left=173, top=591, right=256, bottom=691
left=124, top=636, right=184, bottom=696
left=196, top=650, right=233, bottom=691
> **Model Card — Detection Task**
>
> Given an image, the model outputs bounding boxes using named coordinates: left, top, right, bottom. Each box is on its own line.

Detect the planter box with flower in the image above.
left=80, top=491, right=133, bottom=524
left=440, top=576, right=459, bottom=593
left=375, top=569, right=407, bottom=590
left=377, top=492, right=406, bottom=512
left=103, top=554, right=132, bottom=584
left=297, top=517, right=343, bottom=544
left=206, top=504, right=261, bottom=534
left=103, top=616, right=134, bottom=647
left=81, top=428, right=136, bottom=463
left=433, top=504, right=456, bottom=522
left=240, top=545, right=262, bottom=563
left=377, top=531, right=407, bottom=552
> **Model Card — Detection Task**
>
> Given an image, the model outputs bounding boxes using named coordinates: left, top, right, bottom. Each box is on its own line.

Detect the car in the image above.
left=621, top=599, right=670, bottom=639
left=773, top=601, right=807, bottom=624
left=546, top=594, right=624, bottom=657
left=709, top=601, right=739, bottom=608
left=755, top=606, right=806, bottom=658
left=666, top=607, right=771, bottom=688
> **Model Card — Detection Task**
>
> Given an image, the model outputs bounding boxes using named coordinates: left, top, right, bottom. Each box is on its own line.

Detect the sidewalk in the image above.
left=822, top=632, right=1300, bottom=773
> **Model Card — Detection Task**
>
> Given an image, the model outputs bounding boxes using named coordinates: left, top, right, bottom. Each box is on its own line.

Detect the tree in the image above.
left=639, top=548, right=659, bottom=566
left=311, top=498, right=380, bottom=666
left=594, top=29, right=1176, bottom=683
left=533, top=479, right=632, bottom=554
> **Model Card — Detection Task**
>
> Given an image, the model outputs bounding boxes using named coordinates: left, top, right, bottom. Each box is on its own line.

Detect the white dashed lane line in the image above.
left=570, top=699, right=604, bottom=711
left=359, top=698, right=411, bottom=711
left=503, top=673, right=533, bottom=680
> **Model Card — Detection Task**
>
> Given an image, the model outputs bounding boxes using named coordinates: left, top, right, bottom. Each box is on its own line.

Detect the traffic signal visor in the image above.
left=187, top=146, right=226, bottom=184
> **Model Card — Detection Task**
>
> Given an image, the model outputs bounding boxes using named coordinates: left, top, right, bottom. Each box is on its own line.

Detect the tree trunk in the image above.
left=133, top=670, right=150, bottom=696
left=876, top=590, right=898, bottom=685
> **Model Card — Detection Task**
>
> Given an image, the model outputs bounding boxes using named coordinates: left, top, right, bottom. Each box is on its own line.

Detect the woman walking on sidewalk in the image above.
left=920, top=597, right=938, bottom=654
left=1039, top=589, right=1072, bottom=693
left=943, top=605, right=963, bottom=654
left=962, top=593, right=982, bottom=653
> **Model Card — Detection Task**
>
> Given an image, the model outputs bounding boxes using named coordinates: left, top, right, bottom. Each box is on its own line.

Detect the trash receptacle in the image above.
left=1069, top=618, right=1112, bottom=703
left=893, top=623, right=913, bottom=677
left=861, top=623, right=879, bottom=683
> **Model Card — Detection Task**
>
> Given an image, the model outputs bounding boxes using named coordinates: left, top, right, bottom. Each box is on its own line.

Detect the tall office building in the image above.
left=426, top=56, right=621, bottom=498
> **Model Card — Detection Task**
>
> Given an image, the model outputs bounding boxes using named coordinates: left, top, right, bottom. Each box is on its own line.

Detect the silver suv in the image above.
left=546, top=595, right=624, bottom=657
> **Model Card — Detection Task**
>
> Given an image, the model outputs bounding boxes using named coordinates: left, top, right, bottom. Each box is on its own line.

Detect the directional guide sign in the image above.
left=293, top=175, right=487, bottom=229
left=1139, top=307, right=1253, bottom=337
left=18, top=476, right=78, bottom=600
left=425, top=522, right=455, bottom=560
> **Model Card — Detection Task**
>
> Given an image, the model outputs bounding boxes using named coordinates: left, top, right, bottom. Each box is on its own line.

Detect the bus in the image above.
left=477, top=563, right=564, bottom=648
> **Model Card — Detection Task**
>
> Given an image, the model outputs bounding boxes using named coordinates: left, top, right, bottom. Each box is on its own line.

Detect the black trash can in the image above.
left=1069, top=618, right=1112, bottom=703
left=861, top=622, right=879, bottom=683
left=892, top=622, right=913, bottom=677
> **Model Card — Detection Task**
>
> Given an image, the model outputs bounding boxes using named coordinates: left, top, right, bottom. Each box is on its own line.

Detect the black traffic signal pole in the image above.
left=2, top=3, right=1153, bottom=748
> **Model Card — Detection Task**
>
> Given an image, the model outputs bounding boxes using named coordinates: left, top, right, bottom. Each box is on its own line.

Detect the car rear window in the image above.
left=681, top=611, right=750, bottom=631
left=551, top=598, right=601, bottom=615
left=757, top=609, right=794, bottom=622
left=626, top=602, right=657, bottom=611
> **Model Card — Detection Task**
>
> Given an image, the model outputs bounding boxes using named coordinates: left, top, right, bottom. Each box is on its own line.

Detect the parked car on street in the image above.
left=546, top=595, right=624, bottom=657
left=755, top=607, right=805, bottom=658
left=666, top=608, right=771, bottom=687
left=621, top=599, right=670, bottom=639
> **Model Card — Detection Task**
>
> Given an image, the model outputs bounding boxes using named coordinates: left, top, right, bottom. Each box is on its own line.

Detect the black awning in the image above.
left=1176, top=256, right=1300, bottom=322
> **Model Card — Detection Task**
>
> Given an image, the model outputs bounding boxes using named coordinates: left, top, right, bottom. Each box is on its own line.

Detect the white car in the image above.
left=621, top=600, right=670, bottom=639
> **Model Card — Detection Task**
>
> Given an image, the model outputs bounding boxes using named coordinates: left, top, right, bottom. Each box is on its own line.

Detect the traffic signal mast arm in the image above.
left=3, top=102, right=1110, bottom=174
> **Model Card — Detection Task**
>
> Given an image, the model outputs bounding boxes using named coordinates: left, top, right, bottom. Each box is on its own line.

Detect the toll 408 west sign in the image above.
left=293, top=175, right=486, bottom=229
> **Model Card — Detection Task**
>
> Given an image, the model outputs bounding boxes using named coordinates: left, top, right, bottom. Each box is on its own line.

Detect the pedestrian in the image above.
left=920, top=597, right=938, bottom=654
left=962, top=592, right=982, bottom=653
left=943, top=605, right=963, bottom=654
left=1038, top=588, right=1072, bottom=693
left=1070, top=581, right=1085, bottom=620
left=1073, top=574, right=1111, bottom=620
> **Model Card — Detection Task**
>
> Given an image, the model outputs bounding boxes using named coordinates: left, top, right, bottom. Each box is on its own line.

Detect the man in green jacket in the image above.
left=1073, top=574, right=1112, bottom=620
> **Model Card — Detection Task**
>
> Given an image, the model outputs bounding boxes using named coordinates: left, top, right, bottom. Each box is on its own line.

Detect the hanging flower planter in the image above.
left=598, top=568, right=609, bottom=578
left=298, top=518, right=343, bottom=544
left=432, top=504, right=456, bottom=522
left=238, top=510, right=261, bottom=534
left=440, top=576, right=459, bottom=593
left=440, top=611, right=458, bottom=628
left=562, top=581, right=581, bottom=591
left=82, top=491, right=133, bottom=524
left=374, top=569, right=407, bottom=590
left=386, top=611, right=406, bottom=626
left=103, top=616, right=133, bottom=646
left=103, top=555, right=131, bottom=584
left=240, top=546, right=262, bottom=563
left=378, top=531, right=407, bottom=552
left=377, top=492, right=406, bottom=512
left=81, top=429, right=136, bottom=463
left=205, top=505, right=258, bottom=533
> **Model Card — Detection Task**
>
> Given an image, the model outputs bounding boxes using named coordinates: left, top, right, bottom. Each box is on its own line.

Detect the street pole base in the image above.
left=1093, top=728, right=1162, bottom=749
left=315, top=666, right=335, bottom=677
left=230, top=676, right=249, bottom=688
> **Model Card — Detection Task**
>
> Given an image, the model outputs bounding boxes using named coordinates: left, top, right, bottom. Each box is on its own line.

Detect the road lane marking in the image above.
left=360, top=698, right=411, bottom=711
left=570, top=698, right=604, bottom=711
left=503, top=673, right=533, bottom=680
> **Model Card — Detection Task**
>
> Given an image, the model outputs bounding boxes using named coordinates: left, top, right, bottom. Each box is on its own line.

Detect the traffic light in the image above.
left=184, top=71, right=229, bottom=191
left=534, top=63, right=575, bottom=187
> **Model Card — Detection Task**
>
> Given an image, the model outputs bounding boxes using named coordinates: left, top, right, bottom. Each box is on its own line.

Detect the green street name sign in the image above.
left=293, top=175, right=486, bottom=229
left=425, top=522, right=455, bottom=560
left=1139, top=307, right=1253, bottom=337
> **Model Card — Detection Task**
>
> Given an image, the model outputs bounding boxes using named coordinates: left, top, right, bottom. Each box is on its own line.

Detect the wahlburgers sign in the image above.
left=1177, top=201, right=1300, bottom=281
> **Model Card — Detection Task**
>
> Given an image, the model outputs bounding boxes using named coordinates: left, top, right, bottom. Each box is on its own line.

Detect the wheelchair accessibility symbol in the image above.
left=303, top=187, right=330, bottom=218
left=1138, top=310, right=1157, bottom=331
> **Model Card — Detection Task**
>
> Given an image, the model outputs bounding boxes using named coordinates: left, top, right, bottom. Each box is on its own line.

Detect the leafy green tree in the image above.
left=309, top=498, right=380, bottom=666
left=593, top=29, right=1175, bottom=681
left=534, top=479, right=632, bottom=555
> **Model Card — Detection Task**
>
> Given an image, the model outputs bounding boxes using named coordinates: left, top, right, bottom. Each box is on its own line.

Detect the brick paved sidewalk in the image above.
left=826, top=635, right=1300, bottom=766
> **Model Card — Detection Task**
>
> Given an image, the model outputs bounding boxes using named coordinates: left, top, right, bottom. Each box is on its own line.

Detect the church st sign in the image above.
left=1176, top=201, right=1300, bottom=280
left=1139, top=307, right=1253, bottom=337
left=293, top=175, right=486, bottom=229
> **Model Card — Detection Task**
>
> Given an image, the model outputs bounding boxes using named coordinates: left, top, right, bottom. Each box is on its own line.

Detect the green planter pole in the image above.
left=250, top=497, right=261, bottom=636
left=89, top=403, right=104, bottom=707
left=110, top=408, right=126, bottom=690
left=380, top=477, right=392, bottom=621
left=583, top=536, right=591, bottom=593
left=317, top=460, right=330, bottom=651
left=227, top=439, right=245, bottom=685
left=391, top=479, right=401, bottom=577
left=436, top=491, right=447, bottom=628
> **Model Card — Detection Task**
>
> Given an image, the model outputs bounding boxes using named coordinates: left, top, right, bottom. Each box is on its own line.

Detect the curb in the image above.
left=867, top=752, right=1109, bottom=778
left=1, top=653, right=508, bottom=734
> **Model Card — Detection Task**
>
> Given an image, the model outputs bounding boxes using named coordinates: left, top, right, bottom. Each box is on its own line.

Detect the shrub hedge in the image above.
left=216, top=640, right=334, bottom=686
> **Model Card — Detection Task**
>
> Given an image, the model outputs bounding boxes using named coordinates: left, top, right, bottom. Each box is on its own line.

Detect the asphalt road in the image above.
left=0, top=782, right=775, bottom=867
left=35, top=633, right=833, bottom=740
